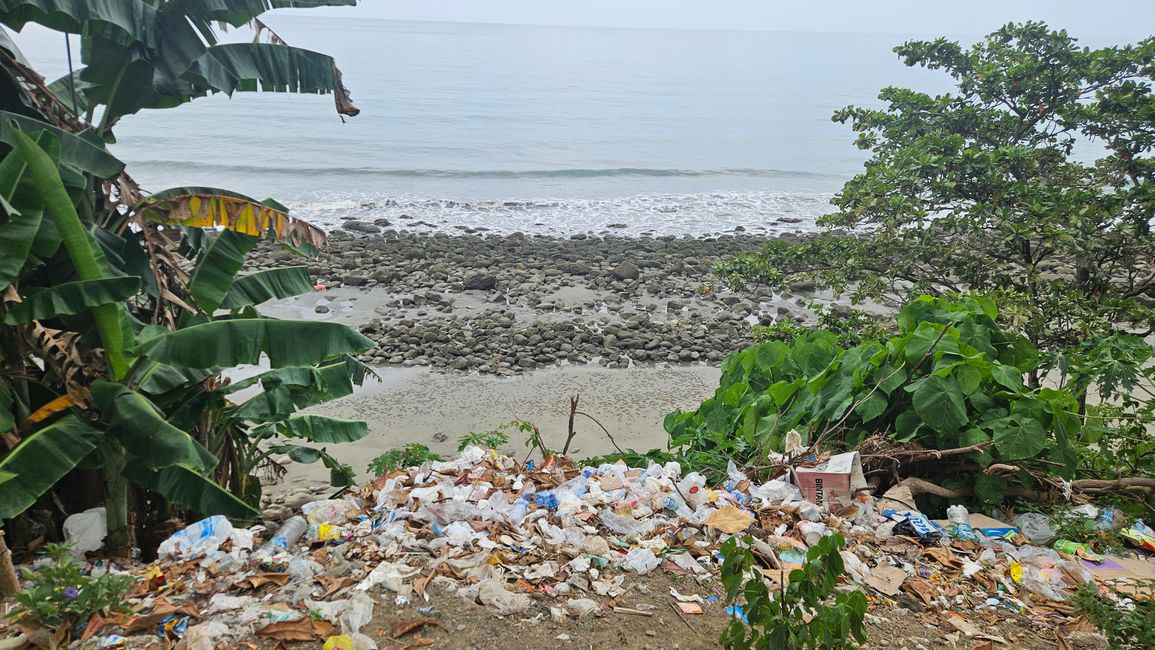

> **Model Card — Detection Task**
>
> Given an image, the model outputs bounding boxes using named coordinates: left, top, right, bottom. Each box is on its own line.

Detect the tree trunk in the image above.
left=101, top=442, right=131, bottom=553
left=0, top=528, right=20, bottom=597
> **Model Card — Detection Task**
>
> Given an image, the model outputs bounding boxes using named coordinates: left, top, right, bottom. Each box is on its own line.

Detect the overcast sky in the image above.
left=284, top=0, right=1155, bottom=40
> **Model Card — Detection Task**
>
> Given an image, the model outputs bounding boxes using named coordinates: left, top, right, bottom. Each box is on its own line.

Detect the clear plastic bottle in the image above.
left=257, top=516, right=307, bottom=555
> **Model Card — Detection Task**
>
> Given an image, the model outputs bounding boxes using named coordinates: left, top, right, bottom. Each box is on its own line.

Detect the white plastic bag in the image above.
left=62, top=507, right=107, bottom=557
left=623, top=547, right=660, bottom=574
left=478, top=578, right=532, bottom=614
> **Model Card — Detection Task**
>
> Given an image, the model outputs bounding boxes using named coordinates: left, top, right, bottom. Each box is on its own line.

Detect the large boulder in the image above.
left=611, top=262, right=640, bottom=281
left=462, top=272, right=498, bottom=291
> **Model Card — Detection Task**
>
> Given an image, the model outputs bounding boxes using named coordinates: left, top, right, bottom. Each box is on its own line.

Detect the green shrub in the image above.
left=1072, top=581, right=1155, bottom=650
left=367, top=444, right=442, bottom=477
left=720, top=533, right=867, bottom=649
left=457, top=427, right=513, bottom=451
left=10, top=543, right=136, bottom=630
left=665, top=296, right=1081, bottom=500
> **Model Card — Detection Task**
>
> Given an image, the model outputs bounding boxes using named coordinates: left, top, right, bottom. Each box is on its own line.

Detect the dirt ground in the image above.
left=211, top=570, right=1101, bottom=650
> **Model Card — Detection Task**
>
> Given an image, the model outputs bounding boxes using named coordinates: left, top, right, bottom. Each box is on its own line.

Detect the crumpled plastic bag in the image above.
left=623, top=547, right=660, bottom=574
left=477, top=578, right=532, bottom=614
left=1012, top=513, right=1057, bottom=545
left=599, top=509, right=654, bottom=540
left=565, top=598, right=601, bottom=619
left=307, top=593, right=376, bottom=650
left=62, top=507, right=107, bottom=557
left=184, top=621, right=229, bottom=650
left=356, top=560, right=420, bottom=593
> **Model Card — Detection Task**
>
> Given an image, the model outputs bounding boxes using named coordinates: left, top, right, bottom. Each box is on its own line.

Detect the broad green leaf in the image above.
left=904, top=322, right=944, bottom=366
left=767, top=380, right=799, bottom=408
left=959, top=427, right=992, bottom=468
left=188, top=230, right=259, bottom=314
left=267, top=414, right=368, bottom=443
left=991, top=364, right=1024, bottom=391
left=220, top=266, right=314, bottom=309
left=267, top=443, right=356, bottom=487
left=9, top=123, right=130, bottom=378
left=3, top=277, right=140, bottom=324
left=0, top=386, right=14, bottom=432
left=0, top=146, right=43, bottom=289
left=853, top=390, right=887, bottom=422
left=186, top=42, right=356, bottom=116
left=181, top=1, right=357, bottom=28
left=991, top=414, right=1046, bottom=460
left=91, top=381, right=216, bottom=473
left=0, top=416, right=104, bottom=520
left=874, top=364, right=907, bottom=395
left=138, top=318, right=374, bottom=368
left=123, top=464, right=261, bottom=520
left=0, top=0, right=154, bottom=45
left=953, top=364, right=981, bottom=395
left=0, top=111, right=124, bottom=178
left=269, top=443, right=321, bottom=464
left=893, top=410, right=922, bottom=442
left=911, top=375, right=968, bottom=433
left=973, top=475, right=1007, bottom=505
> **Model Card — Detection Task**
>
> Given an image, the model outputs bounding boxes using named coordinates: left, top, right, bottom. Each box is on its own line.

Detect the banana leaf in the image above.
left=138, top=318, right=374, bottom=369
left=223, top=358, right=364, bottom=396
left=225, top=359, right=364, bottom=420
left=3, top=277, right=140, bottom=324
left=136, top=187, right=327, bottom=250
left=267, top=443, right=356, bottom=487
left=220, top=266, right=315, bottom=309
left=184, top=42, right=357, bottom=117
left=124, top=464, right=261, bottom=520
left=90, top=381, right=216, bottom=474
left=268, top=414, right=368, bottom=443
left=0, top=111, right=124, bottom=178
left=0, top=385, right=13, bottom=431
left=0, top=415, right=104, bottom=520
left=181, top=0, right=357, bottom=27
left=0, top=146, right=41, bottom=289
left=0, top=1, right=156, bottom=48
left=187, top=230, right=259, bottom=314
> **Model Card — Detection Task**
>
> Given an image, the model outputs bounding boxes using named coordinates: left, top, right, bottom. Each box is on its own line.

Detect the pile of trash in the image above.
left=4, top=447, right=1155, bottom=648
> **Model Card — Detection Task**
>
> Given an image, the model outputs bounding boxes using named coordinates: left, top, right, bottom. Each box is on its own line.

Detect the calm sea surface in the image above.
left=18, top=18, right=956, bottom=234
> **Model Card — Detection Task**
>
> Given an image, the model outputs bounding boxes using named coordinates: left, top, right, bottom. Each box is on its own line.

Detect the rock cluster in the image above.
left=246, top=229, right=820, bottom=373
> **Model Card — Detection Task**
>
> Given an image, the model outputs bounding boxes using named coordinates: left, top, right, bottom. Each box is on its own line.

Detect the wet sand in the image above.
left=273, top=363, right=720, bottom=492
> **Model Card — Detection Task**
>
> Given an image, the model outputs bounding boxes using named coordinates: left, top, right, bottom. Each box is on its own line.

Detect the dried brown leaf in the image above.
left=255, top=617, right=315, bottom=642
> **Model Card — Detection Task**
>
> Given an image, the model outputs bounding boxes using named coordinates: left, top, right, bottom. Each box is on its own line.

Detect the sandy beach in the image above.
left=251, top=228, right=821, bottom=499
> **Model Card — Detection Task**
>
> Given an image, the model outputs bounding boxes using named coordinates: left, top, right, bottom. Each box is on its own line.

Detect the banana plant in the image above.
left=0, top=0, right=373, bottom=552
left=0, top=130, right=376, bottom=547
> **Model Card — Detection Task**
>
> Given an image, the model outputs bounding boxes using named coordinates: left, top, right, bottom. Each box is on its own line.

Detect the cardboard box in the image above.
left=791, top=451, right=868, bottom=511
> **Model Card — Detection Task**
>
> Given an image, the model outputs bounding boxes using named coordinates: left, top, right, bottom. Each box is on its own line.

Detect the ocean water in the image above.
left=16, top=18, right=950, bottom=235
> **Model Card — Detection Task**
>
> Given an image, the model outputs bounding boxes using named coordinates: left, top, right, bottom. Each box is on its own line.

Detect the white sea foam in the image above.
left=284, top=191, right=836, bottom=237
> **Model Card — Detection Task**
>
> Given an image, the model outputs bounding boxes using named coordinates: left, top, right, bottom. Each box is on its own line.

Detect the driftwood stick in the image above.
left=561, top=395, right=580, bottom=456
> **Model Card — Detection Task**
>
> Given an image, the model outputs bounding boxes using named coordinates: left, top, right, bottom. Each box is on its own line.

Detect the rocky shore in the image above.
left=247, top=227, right=824, bottom=374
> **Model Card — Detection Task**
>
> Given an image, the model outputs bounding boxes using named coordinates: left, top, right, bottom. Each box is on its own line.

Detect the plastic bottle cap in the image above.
left=689, top=486, right=699, bottom=494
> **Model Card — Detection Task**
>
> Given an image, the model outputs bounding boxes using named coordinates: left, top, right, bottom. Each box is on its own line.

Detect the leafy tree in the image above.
left=718, top=22, right=1155, bottom=387
left=0, top=0, right=371, bottom=552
